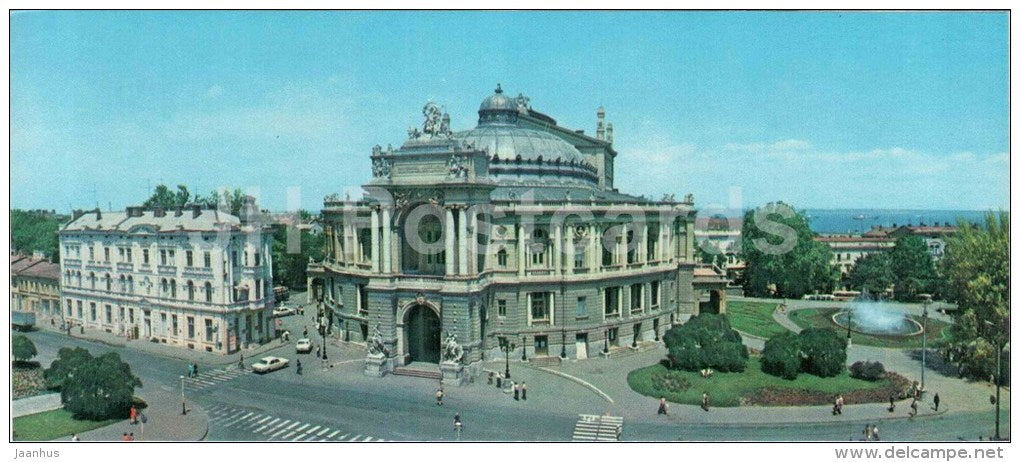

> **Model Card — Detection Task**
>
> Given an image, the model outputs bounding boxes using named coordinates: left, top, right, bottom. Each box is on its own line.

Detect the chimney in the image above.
left=126, top=206, right=144, bottom=218
left=192, top=204, right=202, bottom=218
left=596, top=106, right=606, bottom=140
left=174, top=206, right=183, bottom=217
left=94, top=208, right=101, bottom=221
left=154, top=207, right=166, bottom=218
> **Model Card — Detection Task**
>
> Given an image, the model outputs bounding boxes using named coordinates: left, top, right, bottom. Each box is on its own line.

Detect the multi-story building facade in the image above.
left=307, top=85, right=726, bottom=378
left=10, top=253, right=61, bottom=324
left=58, top=199, right=275, bottom=353
left=815, top=235, right=897, bottom=276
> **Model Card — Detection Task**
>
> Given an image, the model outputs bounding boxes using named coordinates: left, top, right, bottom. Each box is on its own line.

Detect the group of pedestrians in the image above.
left=120, top=432, right=136, bottom=441
left=862, top=423, right=880, bottom=441
left=484, top=371, right=528, bottom=401
left=186, top=363, right=200, bottom=378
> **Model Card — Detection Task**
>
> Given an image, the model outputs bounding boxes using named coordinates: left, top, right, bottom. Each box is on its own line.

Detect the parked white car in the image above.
left=295, top=338, right=313, bottom=354
left=273, top=307, right=297, bottom=317
left=252, top=356, right=289, bottom=374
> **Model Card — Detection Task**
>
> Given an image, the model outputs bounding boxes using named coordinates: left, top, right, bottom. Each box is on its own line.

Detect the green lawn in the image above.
left=788, top=308, right=951, bottom=348
left=628, top=356, right=892, bottom=407
left=13, top=409, right=120, bottom=441
left=726, top=301, right=791, bottom=338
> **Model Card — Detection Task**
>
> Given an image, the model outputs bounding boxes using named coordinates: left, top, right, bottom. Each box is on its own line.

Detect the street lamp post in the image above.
left=499, top=339, right=515, bottom=379
left=603, top=329, right=609, bottom=354
left=561, top=327, right=567, bottom=359
left=984, top=320, right=1004, bottom=440
left=921, top=297, right=930, bottom=393
left=179, top=375, right=186, bottom=415
left=320, top=318, right=328, bottom=362
left=521, top=335, right=528, bottom=362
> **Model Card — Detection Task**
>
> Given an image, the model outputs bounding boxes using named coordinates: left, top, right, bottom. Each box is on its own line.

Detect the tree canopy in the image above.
left=60, top=351, right=142, bottom=421
left=12, top=335, right=37, bottom=365
left=939, top=212, right=1009, bottom=382
left=272, top=226, right=324, bottom=289
left=889, top=235, right=938, bottom=301
left=143, top=184, right=246, bottom=216
left=846, top=252, right=894, bottom=295
left=663, top=313, right=748, bottom=372
left=739, top=202, right=839, bottom=298
left=10, top=210, right=63, bottom=261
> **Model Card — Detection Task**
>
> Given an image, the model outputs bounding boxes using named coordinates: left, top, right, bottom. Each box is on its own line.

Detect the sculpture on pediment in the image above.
left=684, top=193, right=694, bottom=204
left=324, top=193, right=340, bottom=202
left=447, top=154, right=468, bottom=179
left=372, top=157, right=392, bottom=179
left=394, top=191, right=409, bottom=209
left=516, top=93, right=530, bottom=114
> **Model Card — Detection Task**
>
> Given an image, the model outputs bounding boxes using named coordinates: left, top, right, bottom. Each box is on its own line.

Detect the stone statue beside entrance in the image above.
left=368, top=324, right=388, bottom=357
left=365, top=324, right=392, bottom=377
left=440, top=332, right=467, bottom=387
left=441, top=333, right=464, bottom=364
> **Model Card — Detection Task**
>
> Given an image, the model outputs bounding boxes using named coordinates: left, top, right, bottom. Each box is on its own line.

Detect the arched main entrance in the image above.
left=405, top=304, right=441, bottom=364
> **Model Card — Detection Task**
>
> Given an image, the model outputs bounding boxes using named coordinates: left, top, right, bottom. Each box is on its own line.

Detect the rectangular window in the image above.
left=497, top=250, right=508, bottom=267
left=172, top=315, right=178, bottom=336
left=530, top=292, right=549, bottom=322
left=89, top=247, right=95, bottom=261
left=574, top=245, right=585, bottom=269
left=105, top=305, right=112, bottom=323
left=604, top=287, right=620, bottom=317
left=232, top=251, right=238, bottom=267
left=255, top=252, right=261, bottom=266
left=204, top=252, right=211, bottom=268
left=119, top=306, right=124, bottom=322
left=630, top=283, right=643, bottom=312
left=168, top=250, right=175, bottom=264
left=576, top=296, right=587, bottom=318
left=497, top=299, right=507, bottom=318
left=90, top=302, right=96, bottom=322
left=129, top=308, right=135, bottom=324
left=104, top=247, right=110, bottom=262
left=651, top=281, right=660, bottom=308
left=358, top=284, right=369, bottom=313
left=143, top=249, right=149, bottom=265
left=77, top=301, right=83, bottom=319
left=186, top=250, right=193, bottom=267
left=187, top=316, right=195, bottom=339
left=205, top=319, right=213, bottom=342
left=244, top=252, right=249, bottom=266
left=66, top=299, right=73, bottom=317
left=127, top=248, right=133, bottom=262
left=119, top=248, right=125, bottom=260
left=609, top=327, right=619, bottom=346
left=160, top=250, right=167, bottom=265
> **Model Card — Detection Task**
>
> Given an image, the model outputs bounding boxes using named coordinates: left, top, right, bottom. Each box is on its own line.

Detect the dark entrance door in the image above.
left=406, top=304, right=441, bottom=364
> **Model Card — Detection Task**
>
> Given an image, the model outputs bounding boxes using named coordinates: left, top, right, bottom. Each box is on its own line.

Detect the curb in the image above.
left=523, top=364, right=615, bottom=404
left=685, top=406, right=953, bottom=428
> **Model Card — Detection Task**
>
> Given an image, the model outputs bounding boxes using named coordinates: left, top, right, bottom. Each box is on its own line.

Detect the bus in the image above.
left=273, top=286, right=290, bottom=302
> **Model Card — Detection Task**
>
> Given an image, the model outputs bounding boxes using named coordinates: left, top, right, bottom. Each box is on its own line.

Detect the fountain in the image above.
left=832, top=293, right=923, bottom=337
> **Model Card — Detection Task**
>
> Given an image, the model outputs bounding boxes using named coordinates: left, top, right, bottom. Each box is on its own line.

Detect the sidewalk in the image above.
left=67, top=385, right=209, bottom=442
left=37, top=322, right=289, bottom=368
left=12, top=393, right=62, bottom=418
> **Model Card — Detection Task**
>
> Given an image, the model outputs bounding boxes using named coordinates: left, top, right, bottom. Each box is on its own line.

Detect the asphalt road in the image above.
left=21, top=327, right=1010, bottom=442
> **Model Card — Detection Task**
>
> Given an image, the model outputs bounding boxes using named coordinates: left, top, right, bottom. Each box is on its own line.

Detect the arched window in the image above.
left=127, top=275, right=134, bottom=293
left=204, top=282, right=213, bottom=303
left=187, top=280, right=195, bottom=301
left=119, top=275, right=126, bottom=292
left=76, top=271, right=82, bottom=287
left=105, top=274, right=112, bottom=292
left=89, top=272, right=96, bottom=289
left=161, top=278, right=168, bottom=295
left=497, top=248, right=508, bottom=267
left=170, top=280, right=177, bottom=298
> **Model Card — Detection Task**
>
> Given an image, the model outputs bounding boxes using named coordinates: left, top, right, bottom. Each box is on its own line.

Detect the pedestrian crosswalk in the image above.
left=206, top=404, right=390, bottom=442
left=184, top=368, right=250, bottom=390
left=572, top=414, right=623, bottom=441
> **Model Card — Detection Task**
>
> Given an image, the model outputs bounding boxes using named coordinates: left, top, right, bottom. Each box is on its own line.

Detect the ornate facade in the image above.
left=308, top=85, right=726, bottom=378
left=58, top=198, right=275, bottom=353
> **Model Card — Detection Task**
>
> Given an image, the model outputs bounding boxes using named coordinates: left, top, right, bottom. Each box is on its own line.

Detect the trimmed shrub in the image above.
left=60, top=352, right=142, bottom=421
left=762, top=332, right=801, bottom=380
left=849, top=360, right=887, bottom=381
left=798, top=328, right=847, bottom=377
left=663, top=313, right=748, bottom=372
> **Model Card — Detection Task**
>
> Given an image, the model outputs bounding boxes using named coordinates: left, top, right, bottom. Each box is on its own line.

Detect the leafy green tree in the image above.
left=939, top=212, right=1009, bottom=382
left=12, top=335, right=37, bottom=365
left=761, top=332, right=801, bottom=380
left=797, top=328, right=847, bottom=377
left=10, top=209, right=63, bottom=261
left=847, top=253, right=894, bottom=294
left=739, top=202, right=839, bottom=298
left=272, top=227, right=324, bottom=289
left=197, top=188, right=246, bottom=215
left=663, top=313, right=747, bottom=372
left=889, top=235, right=937, bottom=301
left=44, top=347, right=95, bottom=390
left=61, top=352, right=142, bottom=421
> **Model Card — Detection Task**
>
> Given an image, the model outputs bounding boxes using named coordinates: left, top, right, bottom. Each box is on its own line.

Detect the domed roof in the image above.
left=478, top=83, right=516, bottom=112
left=453, top=125, right=585, bottom=164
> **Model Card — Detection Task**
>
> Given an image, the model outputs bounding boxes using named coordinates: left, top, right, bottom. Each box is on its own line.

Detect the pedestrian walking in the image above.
left=872, top=425, right=880, bottom=441
left=521, top=381, right=527, bottom=400
left=71, top=434, right=79, bottom=442
left=658, top=397, right=669, bottom=416
left=933, top=393, right=940, bottom=412
left=701, top=392, right=710, bottom=412
left=193, top=363, right=199, bottom=378
left=833, top=394, right=844, bottom=415
left=122, top=432, right=131, bottom=442
left=513, top=381, right=520, bottom=401
left=436, top=388, right=445, bottom=406
left=863, top=424, right=873, bottom=441
left=239, top=353, right=245, bottom=370
left=315, top=345, right=321, bottom=358
left=453, top=412, right=462, bottom=429
left=130, top=405, right=138, bottom=424
left=296, top=359, right=302, bottom=375
left=303, top=326, right=308, bottom=337
left=888, top=394, right=896, bottom=413
left=487, top=371, right=494, bottom=385
left=909, top=398, right=918, bottom=418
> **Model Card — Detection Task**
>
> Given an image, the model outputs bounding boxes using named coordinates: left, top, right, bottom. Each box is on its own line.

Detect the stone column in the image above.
left=658, top=221, right=666, bottom=262
left=458, top=207, right=468, bottom=275
left=445, top=207, right=456, bottom=276
left=591, top=224, right=601, bottom=273
left=565, top=225, right=574, bottom=276
left=517, top=223, right=527, bottom=277
left=620, top=223, right=629, bottom=270
left=553, top=224, right=562, bottom=276
left=640, top=222, right=649, bottom=265
left=468, top=211, right=478, bottom=274
left=370, top=208, right=380, bottom=273
left=381, top=207, right=392, bottom=274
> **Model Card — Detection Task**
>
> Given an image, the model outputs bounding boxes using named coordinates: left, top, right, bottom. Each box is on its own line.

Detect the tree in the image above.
left=663, top=313, right=747, bottom=372
left=61, top=352, right=142, bottom=421
left=10, top=209, right=63, bottom=261
left=846, top=253, right=894, bottom=294
left=44, top=347, right=95, bottom=390
left=272, top=226, right=324, bottom=289
left=939, top=212, right=1009, bottom=382
left=889, top=235, right=937, bottom=301
left=761, top=332, right=801, bottom=380
left=739, top=202, right=839, bottom=298
left=12, top=335, right=37, bottom=365
left=798, top=328, right=847, bottom=377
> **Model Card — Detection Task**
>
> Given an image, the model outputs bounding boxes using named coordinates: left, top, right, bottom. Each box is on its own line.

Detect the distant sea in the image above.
left=802, top=209, right=998, bottom=235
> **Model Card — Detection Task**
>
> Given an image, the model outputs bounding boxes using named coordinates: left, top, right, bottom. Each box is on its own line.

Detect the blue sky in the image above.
left=10, top=11, right=1009, bottom=213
